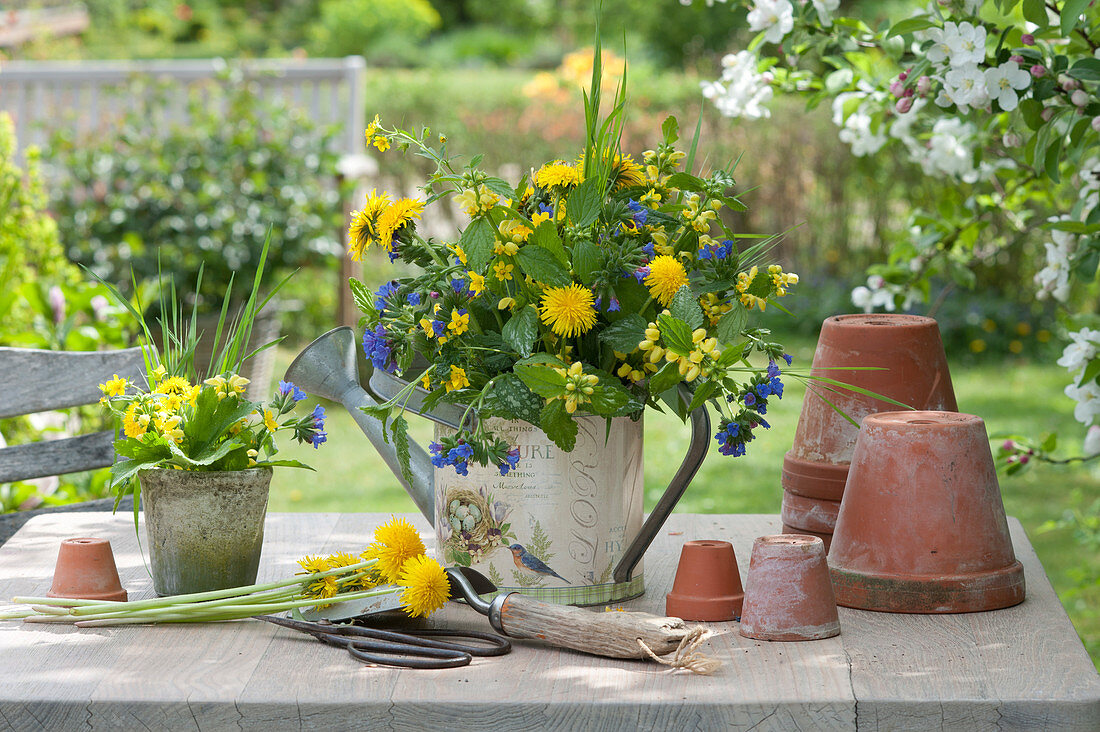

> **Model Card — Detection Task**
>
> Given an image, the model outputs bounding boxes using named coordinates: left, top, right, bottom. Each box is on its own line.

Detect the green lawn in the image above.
left=269, top=339, right=1100, bottom=668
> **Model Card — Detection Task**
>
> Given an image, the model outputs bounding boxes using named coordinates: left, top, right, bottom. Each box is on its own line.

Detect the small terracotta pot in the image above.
left=739, top=534, right=840, bottom=641
left=781, top=523, right=833, bottom=552
left=665, top=540, right=744, bottom=621
left=782, top=314, right=958, bottom=539
left=829, top=411, right=1026, bottom=613
left=47, top=537, right=127, bottom=602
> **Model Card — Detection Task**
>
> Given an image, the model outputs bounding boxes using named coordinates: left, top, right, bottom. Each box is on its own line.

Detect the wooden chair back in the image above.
left=0, top=347, right=147, bottom=544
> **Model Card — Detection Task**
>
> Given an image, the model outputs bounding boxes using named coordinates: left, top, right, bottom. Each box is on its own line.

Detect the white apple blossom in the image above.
left=1065, top=379, right=1100, bottom=425
left=810, top=0, right=840, bottom=27
left=1035, top=218, right=1078, bottom=302
left=1057, top=328, right=1100, bottom=373
left=701, top=50, right=774, bottom=119
left=747, top=0, right=794, bottom=44
left=921, top=118, right=981, bottom=182
left=1084, top=425, right=1100, bottom=456
left=926, top=21, right=987, bottom=70
left=832, top=93, right=888, bottom=157
left=942, top=63, right=989, bottom=112
left=851, top=275, right=921, bottom=313
left=984, top=61, right=1031, bottom=111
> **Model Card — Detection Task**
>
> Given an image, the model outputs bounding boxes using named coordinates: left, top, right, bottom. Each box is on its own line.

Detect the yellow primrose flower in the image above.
left=493, top=240, right=520, bottom=257
left=498, top=219, right=532, bottom=244
left=448, top=244, right=468, bottom=265
left=447, top=308, right=470, bottom=336
left=535, top=161, right=581, bottom=190
left=364, top=114, right=381, bottom=141
left=444, top=365, right=470, bottom=392
left=493, top=262, right=515, bottom=281
left=419, top=318, right=436, bottom=338
left=261, top=408, right=279, bottom=433
left=372, top=135, right=390, bottom=152
left=539, top=284, right=597, bottom=338
left=498, top=297, right=516, bottom=311
left=468, top=271, right=485, bottom=297
left=531, top=210, right=551, bottom=226
left=644, top=255, right=689, bottom=306
left=226, top=374, right=250, bottom=396
left=640, top=188, right=662, bottom=208
left=99, top=374, right=128, bottom=398
left=151, top=365, right=167, bottom=383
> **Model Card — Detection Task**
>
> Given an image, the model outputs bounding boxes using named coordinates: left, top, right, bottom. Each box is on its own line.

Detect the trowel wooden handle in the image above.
left=496, top=594, right=688, bottom=659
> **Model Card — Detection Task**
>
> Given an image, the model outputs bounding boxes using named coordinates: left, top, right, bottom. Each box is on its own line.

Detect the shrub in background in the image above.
left=308, top=0, right=441, bottom=60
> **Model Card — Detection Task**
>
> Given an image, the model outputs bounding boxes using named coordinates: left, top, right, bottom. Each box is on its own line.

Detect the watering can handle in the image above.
left=612, top=385, right=711, bottom=584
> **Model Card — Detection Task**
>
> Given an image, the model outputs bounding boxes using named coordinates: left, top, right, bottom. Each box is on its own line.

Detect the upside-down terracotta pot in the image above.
left=665, top=540, right=744, bottom=621
left=829, top=411, right=1026, bottom=613
left=781, top=523, right=834, bottom=552
left=739, top=534, right=840, bottom=641
left=47, top=537, right=127, bottom=602
left=782, top=314, right=958, bottom=542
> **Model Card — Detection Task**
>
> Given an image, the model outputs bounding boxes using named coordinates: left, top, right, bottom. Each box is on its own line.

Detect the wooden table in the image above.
left=1, top=512, right=1098, bottom=731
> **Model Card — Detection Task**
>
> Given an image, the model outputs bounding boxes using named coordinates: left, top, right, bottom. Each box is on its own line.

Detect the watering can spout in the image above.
left=284, top=327, right=435, bottom=520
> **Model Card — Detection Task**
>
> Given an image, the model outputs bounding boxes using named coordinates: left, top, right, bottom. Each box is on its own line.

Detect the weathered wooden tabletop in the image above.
left=0, top=512, right=1097, bottom=731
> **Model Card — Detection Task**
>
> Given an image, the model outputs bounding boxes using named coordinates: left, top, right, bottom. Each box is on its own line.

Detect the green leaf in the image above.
left=190, top=437, right=247, bottom=466
left=586, top=383, right=634, bottom=415
left=482, top=176, right=514, bottom=200
left=1067, top=57, right=1100, bottom=82
left=646, top=361, right=681, bottom=396
left=1061, top=0, right=1090, bottom=36
left=657, top=312, right=693, bottom=356
left=1022, top=0, right=1047, bottom=27
left=539, top=399, right=577, bottom=452
left=669, top=286, right=704, bottom=330
left=1044, top=134, right=1063, bottom=183
left=257, top=459, right=313, bottom=469
left=686, top=379, right=718, bottom=413
left=1019, top=99, right=1044, bottom=131
left=513, top=363, right=568, bottom=399
left=661, top=115, right=679, bottom=144
left=531, top=221, right=568, bottom=266
left=349, top=277, right=378, bottom=320
left=599, top=314, right=648, bottom=353
left=716, top=307, right=747, bottom=345
left=502, top=305, right=539, bottom=357
left=481, top=373, right=543, bottom=425
left=516, top=245, right=571, bottom=287
left=665, top=172, right=706, bottom=192
left=887, top=16, right=937, bottom=37
left=571, top=239, right=604, bottom=285
left=391, top=414, right=414, bottom=488
left=1079, top=356, right=1100, bottom=387
left=567, top=178, right=601, bottom=228
left=360, top=403, right=393, bottom=421
left=462, top=217, right=497, bottom=270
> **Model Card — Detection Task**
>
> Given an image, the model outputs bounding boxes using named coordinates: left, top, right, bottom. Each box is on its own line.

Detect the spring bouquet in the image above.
left=348, top=45, right=799, bottom=478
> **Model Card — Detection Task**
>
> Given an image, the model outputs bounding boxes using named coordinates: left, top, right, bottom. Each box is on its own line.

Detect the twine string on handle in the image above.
left=637, top=625, right=721, bottom=675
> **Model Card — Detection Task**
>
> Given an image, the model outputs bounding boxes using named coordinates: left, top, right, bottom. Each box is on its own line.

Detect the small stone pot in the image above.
left=665, top=540, right=744, bottom=621
left=782, top=314, right=958, bottom=541
left=139, top=468, right=272, bottom=596
left=47, top=537, right=127, bottom=602
left=739, top=534, right=840, bottom=642
left=828, top=411, right=1026, bottom=613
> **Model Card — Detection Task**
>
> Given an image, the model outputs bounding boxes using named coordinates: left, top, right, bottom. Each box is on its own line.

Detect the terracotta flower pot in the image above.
left=829, top=411, right=1026, bottom=613
left=781, top=523, right=833, bottom=552
left=739, top=534, right=840, bottom=641
left=782, top=314, right=958, bottom=541
left=665, top=540, right=744, bottom=621
left=47, top=537, right=127, bottom=602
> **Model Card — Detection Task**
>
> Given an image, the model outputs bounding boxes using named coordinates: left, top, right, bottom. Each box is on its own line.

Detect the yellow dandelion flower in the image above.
left=99, top=374, right=128, bottom=398
left=539, top=284, right=598, bottom=338
left=377, top=197, right=425, bottom=252
left=421, top=372, right=432, bottom=389
left=535, top=161, right=581, bottom=190
left=154, top=376, right=192, bottom=397
left=327, top=551, right=375, bottom=591
left=122, top=404, right=148, bottom=439
left=444, top=365, right=470, bottom=392
left=397, top=554, right=450, bottom=618
left=493, top=261, right=515, bottom=281
left=581, top=150, right=645, bottom=191
left=644, top=256, right=689, bottom=306
left=297, top=554, right=331, bottom=575
left=363, top=516, right=426, bottom=584
left=348, top=189, right=392, bottom=261
left=468, top=271, right=485, bottom=297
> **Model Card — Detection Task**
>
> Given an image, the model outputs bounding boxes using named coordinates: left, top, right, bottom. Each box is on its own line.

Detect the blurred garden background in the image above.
left=0, top=0, right=1097, bottom=666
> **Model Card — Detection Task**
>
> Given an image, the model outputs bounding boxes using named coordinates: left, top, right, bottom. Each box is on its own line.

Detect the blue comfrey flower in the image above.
left=306, top=405, right=327, bottom=449
left=451, top=279, right=468, bottom=295
left=407, top=292, right=421, bottom=306
left=608, top=296, right=621, bottom=312
left=642, top=242, right=655, bottom=259
left=539, top=203, right=554, bottom=216
left=698, top=246, right=713, bottom=261
left=716, top=239, right=734, bottom=259
left=782, top=353, right=793, bottom=366
left=362, top=324, right=394, bottom=372
left=715, top=418, right=756, bottom=457
left=429, top=441, right=449, bottom=468
left=633, top=265, right=651, bottom=283
left=374, top=281, right=399, bottom=309
left=766, top=360, right=781, bottom=379
left=276, top=380, right=306, bottom=402
left=627, top=199, right=647, bottom=226
left=449, top=443, right=474, bottom=461
left=594, top=296, right=602, bottom=310
left=388, top=249, right=400, bottom=263
left=743, top=391, right=757, bottom=408
left=431, top=320, right=447, bottom=338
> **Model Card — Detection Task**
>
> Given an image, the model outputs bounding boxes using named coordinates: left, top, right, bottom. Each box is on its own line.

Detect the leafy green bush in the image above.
left=48, top=77, right=345, bottom=313
left=308, top=0, right=441, bottom=59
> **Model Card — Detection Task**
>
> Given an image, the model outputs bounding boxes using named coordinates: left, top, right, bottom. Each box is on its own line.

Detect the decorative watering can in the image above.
left=286, top=327, right=710, bottom=605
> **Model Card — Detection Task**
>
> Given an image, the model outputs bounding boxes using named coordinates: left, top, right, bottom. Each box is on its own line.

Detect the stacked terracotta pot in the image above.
left=782, top=314, right=958, bottom=549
